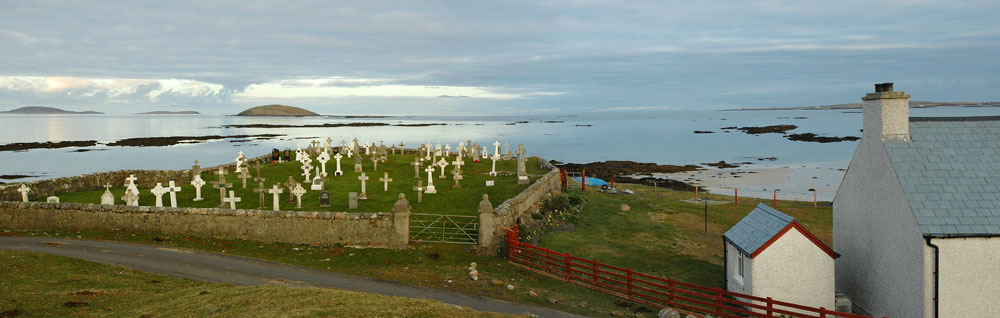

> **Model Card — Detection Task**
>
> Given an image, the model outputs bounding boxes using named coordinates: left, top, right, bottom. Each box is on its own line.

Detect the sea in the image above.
left=3, top=107, right=999, bottom=199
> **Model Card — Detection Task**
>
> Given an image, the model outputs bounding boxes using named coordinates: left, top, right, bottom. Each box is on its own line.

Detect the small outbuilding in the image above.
left=723, top=203, right=837, bottom=310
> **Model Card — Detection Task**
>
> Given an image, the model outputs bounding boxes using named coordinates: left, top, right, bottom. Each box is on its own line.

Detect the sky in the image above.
left=1, top=1, right=998, bottom=115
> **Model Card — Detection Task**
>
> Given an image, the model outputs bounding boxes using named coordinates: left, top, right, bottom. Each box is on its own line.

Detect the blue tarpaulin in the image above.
left=571, top=177, right=608, bottom=186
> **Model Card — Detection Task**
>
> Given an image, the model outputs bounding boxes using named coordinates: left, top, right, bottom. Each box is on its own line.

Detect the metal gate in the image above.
left=409, top=213, right=479, bottom=244
left=565, top=171, right=584, bottom=191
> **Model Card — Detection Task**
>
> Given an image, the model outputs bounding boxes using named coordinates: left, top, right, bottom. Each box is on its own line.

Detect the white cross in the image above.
left=333, top=152, right=344, bottom=176
left=17, top=184, right=30, bottom=202
left=424, top=165, right=437, bottom=193
left=192, top=175, right=206, bottom=201
left=151, top=183, right=168, bottom=207
left=490, top=153, right=500, bottom=176
left=317, top=149, right=330, bottom=177
left=358, top=172, right=370, bottom=199
left=379, top=172, right=392, bottom=191
left=458, top=141, right=465, bottom=157
left=223, top=190, right=242, bottom=209
left=124, top=174, right=138, bottom=188
left=235, top=151, right=246, bottom=173
left=266, top=184, right=284, bottom=211
left=493, top=141, right=500, bottom=156
left=296, top=145, right=304, bottom=162
left=452, top=158, right=465, bottom=172
left=301, top=163, right=312, bottom=182
left=291, top=183, right=307, bottom=209
left=437, top=158, right=448, bottom=178
left=166, top=181, right=182, bottom=208
left=444, top=144, right=451, bottom=156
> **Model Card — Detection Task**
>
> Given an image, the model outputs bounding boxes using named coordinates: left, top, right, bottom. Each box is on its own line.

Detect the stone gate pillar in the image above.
left=391, top=193, right=410, bottom=248
left=477, top=194, right=496, bottom=254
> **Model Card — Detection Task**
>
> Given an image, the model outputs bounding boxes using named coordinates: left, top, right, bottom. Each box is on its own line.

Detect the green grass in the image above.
left=0, top=249, right=521, bottom=318
left=52, top=154, right=550, bottom=215
left=9, top=184, right=834, bottom=317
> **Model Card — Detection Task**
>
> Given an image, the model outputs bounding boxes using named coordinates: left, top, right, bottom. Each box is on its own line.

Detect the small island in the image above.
left=139, top=111, right=200, bottom=115
left=236, top=104, right=320, bottom=117
left=1, top=106, right=103, bottom=114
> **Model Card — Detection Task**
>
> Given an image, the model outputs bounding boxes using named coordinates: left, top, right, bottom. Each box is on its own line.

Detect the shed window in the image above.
left=736, top=252, right=745, bottom=279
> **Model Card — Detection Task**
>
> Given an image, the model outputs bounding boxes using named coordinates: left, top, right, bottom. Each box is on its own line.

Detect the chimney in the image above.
left=862, top=82, right=910, bottom=142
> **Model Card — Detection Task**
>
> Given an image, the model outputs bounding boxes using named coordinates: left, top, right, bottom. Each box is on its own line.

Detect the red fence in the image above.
left=505, top=228, right=879, bottom=318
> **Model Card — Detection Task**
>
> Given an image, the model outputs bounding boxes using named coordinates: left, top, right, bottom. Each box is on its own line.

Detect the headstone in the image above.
left=452, top=158, right=465, bottom=173
left=166, top=180, right=182, bottom=208
left=192, top=175, right=206, bottom=201
left=311, top=174, right=324, bottom=191
left=254, top=178, right=268, bottom=209
left=295, top=145, right=304, bottom=162
left=325, top=137, right=333, bottom=154
left=191, top=160, right=202, bottom=181
left=150, top=183, right=167, bottom=207
left=282, top=149, right=292, bottom=162
left=424, top=165, right=437, bottom=194
left=122, top=187, right=140, bottom=206
left=317, top=149, right=330, bottom=177
left=493, top=141, right=501, bottom=157
left=452, top=168, right=463, bottom=188
left=358, top=172, right=370, bottom=200
left=271, top=148, right=280, bottom=162
left=444, top=144, right=451, bottom=156
left=436, top=158, right=449, bottom=179
left=266, top=184, right=284, bottom=211
left=348, top=192, right=358, bottom=209
left=239, top=167, right=251, bottom=189
left=46, top=196, right=59, bottom=204
left=424, top=142, right=432, bottom=160
left=301, top=162, right=313, bottom=182
left=333, top=152, right=344, bottom=176
left=371, top=154, right=379, bottom=171
left=284, top=176, right=297, bottom=202
left=223, top=190, right=242, bottom=209
left=354, top=153, right=363, bottom=172
left=517, top=144, right=528, bottom=184
left=100, top=183, right=115, bottom=205
left=486, top=180, right=495, bottom=187
left=210, top=168, right=233, bottom=208
left=292, top=183, right=307, bottom=209
left=410, top=157, right=423, bottom=178
left=235, top=151, right=246, bottom=173
left=412, top=181, right=424, bottom=203
left=17, top=184, right=30, bottom=202
left=481, top=147, right=489, bottom=160
left=319, top=191, right=330, bottom=207
left=379, top=172, right=392, bottom=191
left=458, top=141, right=466, bottom=157
left=489, top=153, right=500, bottom=176
left=503, top=141, right=511, bottom=160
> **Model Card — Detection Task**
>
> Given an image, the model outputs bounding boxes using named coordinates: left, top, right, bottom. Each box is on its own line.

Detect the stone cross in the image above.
left=412, top=180, right=424, bottom=203
left=333, top=152, right=344, bottom=176
left=437, top=158, right=448, bottom=178
left=101, top=183, right=115, bottom=205
left=493, top=141, right=501, bottom=157
left=424, top=165, right=437, bottom=194
left=284, top=176, right=297, bottom=202
left=458, top=141, right=466, bottom=157
left=444, top=144, right=451, bottom=156
left=358, top=172, right=370, bottom=200
left=266, top=184, right=283, bottom=211
left=150, top=183, right=168, bottom=207
left=166, top=181, right=182, bottom=208
left=223, top=190, right=241, bottom=209
left=434, top=143, right=442, bottom=158
left=254, top=178, right=268, bottom=209
left=235, top=151, right=246, bottom=173
left=254, top=161, right=265, bottom=184
left=239, top=167, right=251, bottom=189
left=490, top=153, right=500, bottom=176
left=410, top=157, right=423, bottom=178
left=452, top=158, right=465, bottom=173
left=301, top=163, right=312, bottom=182
left=325, top=137, right=333, bottom=153
left=517, top=144, right=528, bottom=184
left=211, top=168, right=233, bottom=207
left=292, top=183, right=307, bottom=209
left=452, top=168, right=463, bottom=188
left=124, top=174, right=138, bottom=189
left=354, top=153, right=363, bottom=172
left=466, top=139, right=473, bottom=155
left=191, top=160, right=201, bottom=180
left=17, top=184, right=30, bottom=202
left=311, top=140, right=321, bottom=154
left=379, top=172, right=392, bottom=191
left=192, top=175, right=206, bottom=201
left=503, top=141, right=512, bottom=160
left=424, top=142, right=432, bottom=160
left=295, top=145, right=304, bottom=162
left=122, top=188, right=140, bottom=207
left=371, top=154, right=380, bottom=171
left=317, top=149, right=330, bottom=177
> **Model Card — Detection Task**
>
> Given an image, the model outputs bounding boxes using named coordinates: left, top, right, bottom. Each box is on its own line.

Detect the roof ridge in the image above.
left=754, top=203, right=795, bottom=223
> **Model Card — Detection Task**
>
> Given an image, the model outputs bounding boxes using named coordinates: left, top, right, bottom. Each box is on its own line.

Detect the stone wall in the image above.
left=0, top=154, right=271, bottom=202
left=0, top=200, right=403, bottom=248
left=479, top=158, right=561, bottom=253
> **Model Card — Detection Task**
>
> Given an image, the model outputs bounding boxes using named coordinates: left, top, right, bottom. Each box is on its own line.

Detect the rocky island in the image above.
left=236, top=104, right=320, bottom=116
left=1, top=106, right=103, bottom=114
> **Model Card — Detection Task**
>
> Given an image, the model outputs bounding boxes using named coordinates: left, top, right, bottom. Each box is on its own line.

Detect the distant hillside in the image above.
left=139, top=111, right=200, bottom=115
left=236, top=105, right=320, bottom=116
left=729, top=101, right=1000, bottom=111
left=1, top=106, right=103, bottom=114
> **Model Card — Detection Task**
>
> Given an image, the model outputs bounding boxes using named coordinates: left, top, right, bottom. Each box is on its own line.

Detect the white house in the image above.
left=835, top=83, right=1000, bottom=317
left=723, top=203, right=837, bottom=311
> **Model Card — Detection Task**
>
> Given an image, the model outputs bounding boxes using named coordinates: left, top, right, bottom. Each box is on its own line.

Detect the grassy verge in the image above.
left=0, top=250, right=519, bottom=318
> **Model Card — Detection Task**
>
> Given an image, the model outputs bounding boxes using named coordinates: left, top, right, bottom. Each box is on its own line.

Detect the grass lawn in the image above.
left=52, top=154, right=550, bottom=215
left=0, top=249, right=520, bottom=318
left=6, top=184, right=834, bottom=317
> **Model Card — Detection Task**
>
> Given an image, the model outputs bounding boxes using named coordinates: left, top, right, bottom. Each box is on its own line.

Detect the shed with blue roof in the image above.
left=835, top=84, right=1000, bottom=318
left=723, top=203, right=837, bottom=311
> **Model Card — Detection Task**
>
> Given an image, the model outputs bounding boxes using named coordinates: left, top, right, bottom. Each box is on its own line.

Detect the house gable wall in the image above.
left=751, top=226, right=834, bottom=310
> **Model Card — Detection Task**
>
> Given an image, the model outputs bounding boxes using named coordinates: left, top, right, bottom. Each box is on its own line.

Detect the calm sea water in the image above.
left=2, top=107, right=999, bottom=185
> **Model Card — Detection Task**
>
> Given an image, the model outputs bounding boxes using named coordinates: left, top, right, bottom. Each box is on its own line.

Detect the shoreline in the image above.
left=657, top=164, right=843, bottom=201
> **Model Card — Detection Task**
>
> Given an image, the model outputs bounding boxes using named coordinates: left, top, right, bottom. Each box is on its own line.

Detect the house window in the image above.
left=736, top=252, right=745, bottom=279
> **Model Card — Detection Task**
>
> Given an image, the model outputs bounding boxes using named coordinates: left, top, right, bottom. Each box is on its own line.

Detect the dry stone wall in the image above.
left=480, top=158, right=561, bottom=253
left=0, top=201, right=397, bottom=247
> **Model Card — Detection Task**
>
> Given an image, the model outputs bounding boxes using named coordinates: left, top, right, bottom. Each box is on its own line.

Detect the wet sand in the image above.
left=658, top=164, right=844, bottom=201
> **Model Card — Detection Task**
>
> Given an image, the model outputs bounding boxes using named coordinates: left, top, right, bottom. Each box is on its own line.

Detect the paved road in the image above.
left=0, top=236, right=584, bottom=318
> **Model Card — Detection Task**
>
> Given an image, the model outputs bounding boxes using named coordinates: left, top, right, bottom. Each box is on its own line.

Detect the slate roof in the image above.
left=884, top=119, right=1000, bottom=236
left=723, top=203, right=795, bottom=256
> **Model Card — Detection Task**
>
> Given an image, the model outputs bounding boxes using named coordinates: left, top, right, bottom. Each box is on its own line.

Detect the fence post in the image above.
left=819, top=307, right=827, bottom=318
left=668, top=278, right=674, bottom=305
left=766, top=297, right=773, bottom=317
left=653, top=182, right=657, bottom=198
left=734, top=188, right=738, bottom=205
left=545, top=248, right=551, bottom=273
left=715, top=288, right=723, bottom=315
left=582, top=170, right=586, bottom=191
left=592, top=259, right=598, bottom=287
left=565, top=253, right=572, bottom=282
left=627, top=268, right=633, bottom=297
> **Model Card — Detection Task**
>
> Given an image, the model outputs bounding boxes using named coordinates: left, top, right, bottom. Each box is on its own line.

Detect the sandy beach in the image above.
left=658, top=164, right=844, bottom=202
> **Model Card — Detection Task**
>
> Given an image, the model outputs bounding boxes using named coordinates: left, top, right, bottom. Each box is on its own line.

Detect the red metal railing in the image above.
left=505, top=228, right=880, bottom=318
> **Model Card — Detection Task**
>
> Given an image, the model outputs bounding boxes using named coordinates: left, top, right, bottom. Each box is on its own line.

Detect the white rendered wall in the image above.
left=751, top=227, right=834, bottom=311
left=925, top=237, right=1000, bottom=317
left=725, top=240, right=752, bottom=296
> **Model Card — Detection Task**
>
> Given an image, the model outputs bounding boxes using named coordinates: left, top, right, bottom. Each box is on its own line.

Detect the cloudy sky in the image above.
left=1, top=1, right=998, bottom=115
